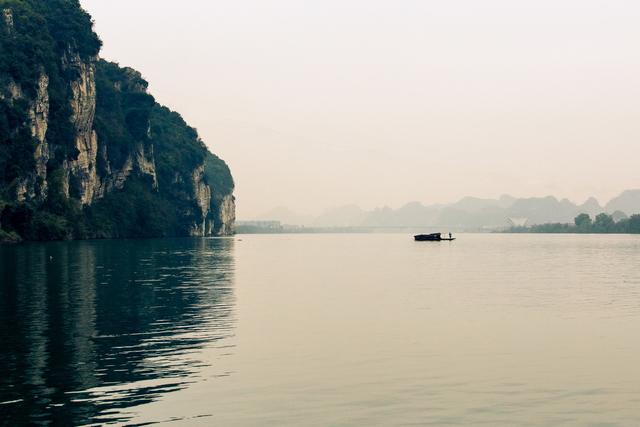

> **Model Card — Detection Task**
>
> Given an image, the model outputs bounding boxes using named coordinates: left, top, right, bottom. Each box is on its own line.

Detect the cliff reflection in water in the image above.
left=0, top=238, right=236, bottom=425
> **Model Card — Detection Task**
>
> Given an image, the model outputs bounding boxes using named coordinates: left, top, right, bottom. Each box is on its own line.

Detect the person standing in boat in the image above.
left=449, top=232, right=452, bottom=239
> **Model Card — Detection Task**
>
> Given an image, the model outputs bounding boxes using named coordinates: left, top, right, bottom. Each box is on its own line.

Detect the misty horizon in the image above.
left=80, top=0, right=640, bottom=219
left=248, top=188, right=640, bottom=220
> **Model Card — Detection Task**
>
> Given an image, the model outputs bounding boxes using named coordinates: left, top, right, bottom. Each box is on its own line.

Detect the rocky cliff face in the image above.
left=64, top=50, right=100, bottom=204
left=191, top=164, right=212, bottom=237
left=9, top=72, right=50, bottom=203
left=61, top=53, right=161, bottom=205
left=217, top=194, right=236, bottom=236
left=0, top=1, right=234, bottom=241
left=2, top=8, right=14, bottom=34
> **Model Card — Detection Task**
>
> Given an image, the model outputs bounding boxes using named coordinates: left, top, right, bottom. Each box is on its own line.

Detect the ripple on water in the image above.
left=2, top=234, right=640, bottom=425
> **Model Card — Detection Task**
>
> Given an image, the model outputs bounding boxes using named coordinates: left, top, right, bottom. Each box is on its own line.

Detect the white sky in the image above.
left=80, top=0, right=640, bottom=218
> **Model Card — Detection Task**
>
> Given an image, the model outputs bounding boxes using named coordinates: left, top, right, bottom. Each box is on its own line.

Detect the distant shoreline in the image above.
left=502, top=228, right=640, bottom=235
left=502, top=212, right=640, bottom=235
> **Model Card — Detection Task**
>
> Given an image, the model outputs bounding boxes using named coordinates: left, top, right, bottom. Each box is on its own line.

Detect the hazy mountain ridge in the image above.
left=604, top=190, right=640, bottom=215
left=255, top=190, right=640, bottom=230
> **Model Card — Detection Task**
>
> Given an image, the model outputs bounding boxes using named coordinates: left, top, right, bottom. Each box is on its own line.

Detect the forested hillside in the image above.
left=0, top=0, right=234, bottom=241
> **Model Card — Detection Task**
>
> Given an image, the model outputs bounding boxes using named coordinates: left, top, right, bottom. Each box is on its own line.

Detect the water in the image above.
left=1, top=234, right=640, bottom=426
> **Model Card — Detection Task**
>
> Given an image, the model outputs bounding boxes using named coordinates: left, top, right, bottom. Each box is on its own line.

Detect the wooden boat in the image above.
left=414, top=233, right=455, bottom=242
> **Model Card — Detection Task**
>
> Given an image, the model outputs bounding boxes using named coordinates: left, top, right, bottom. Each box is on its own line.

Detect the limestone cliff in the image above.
left=191, top=165, right=212, bottom=237
left=216, top=194, right=237, bottom=236
left=0, top=0, right=234, bottom=241
left=63, top=49, right=100, bottom=204
left=6, top=72, right=50, bottom=203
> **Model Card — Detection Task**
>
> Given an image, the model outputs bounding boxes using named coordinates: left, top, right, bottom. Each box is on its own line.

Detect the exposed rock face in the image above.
left=95, top=143, right=158, bottom=196
left=3, top=9, right=13, bottom=34
left=216, top=194, right=236, bottom=236
left=5, top=80, right=21, bottom=100
left=31, top=74, right=50, bottom=199
left=187, top=155, right=237, bottom=237
left=135, top=143, right=158, bottom=189
left=58, top=52, right=160, bottom=204
left=64, top=51, right=100, bottom=204
left=191, top=165, right=212, bottom=237
left=12, top=73, right=50, bottom=202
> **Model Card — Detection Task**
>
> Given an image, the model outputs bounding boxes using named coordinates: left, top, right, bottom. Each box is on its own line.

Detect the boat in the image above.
left=414, top=233, right=455, bottom=242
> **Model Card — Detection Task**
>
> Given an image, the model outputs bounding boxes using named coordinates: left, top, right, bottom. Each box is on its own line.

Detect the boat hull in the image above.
left=414, top=233, right=455, bottom=242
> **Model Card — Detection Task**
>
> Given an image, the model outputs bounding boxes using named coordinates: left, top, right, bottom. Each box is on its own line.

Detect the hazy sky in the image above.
left=80, top=0, right=640, bottom=218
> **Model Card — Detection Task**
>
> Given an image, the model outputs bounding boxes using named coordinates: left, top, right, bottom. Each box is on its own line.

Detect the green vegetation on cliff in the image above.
left=0, top=0, right=100, bottom=171
left=0, top=0, right=100, bottom=88
left=84, top=69, right=234, bottom=239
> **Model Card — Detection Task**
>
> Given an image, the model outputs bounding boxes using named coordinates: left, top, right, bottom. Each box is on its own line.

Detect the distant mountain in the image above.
left=448, top=195, right=515, bottom=213
left=313, top=205, right=366, bottom=227
left=253, top=190, right=640, bottom=230
left=506, top=197, right=578, bottom=225
left=605, top=190, right=640, bottom=215
left=385, top=202, right=441, bottom=227
left=579, top=197, right=603, bottom=217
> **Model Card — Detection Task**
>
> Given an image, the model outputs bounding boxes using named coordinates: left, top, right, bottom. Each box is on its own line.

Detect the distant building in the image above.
left=236, top=220, right=308, bottom=234
left=236, top=220, right=282, bottom=229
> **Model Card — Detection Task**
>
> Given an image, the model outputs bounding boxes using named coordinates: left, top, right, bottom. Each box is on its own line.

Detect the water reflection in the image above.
left=0, top=238, right=235, bottom=425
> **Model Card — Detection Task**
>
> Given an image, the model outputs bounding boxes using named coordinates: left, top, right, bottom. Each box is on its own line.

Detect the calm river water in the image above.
left=1, top=234, right=640, bottom=425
